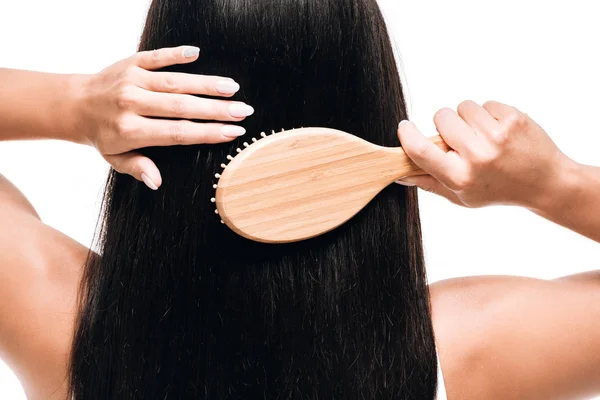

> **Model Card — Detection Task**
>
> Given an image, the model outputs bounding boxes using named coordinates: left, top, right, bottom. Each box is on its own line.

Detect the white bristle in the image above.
left=236, top=148, right=242, bottom=153
left=220, top=220, right=225, bottom=224
left=214, top=209, right=219, bottom=215
left=243, top=142, right=249, bottom=147
left=281, top=128, right=285, bottom=132
left=215, top=173, right=221, bottom=178
left=220, top=163, right=226, bottom=169
left=260, top=132, right=267, bottom=137
left=227, top=155, right=234, bottom=161
left=210, top=198, right=216, bottom=203
left=271, top=130, right=275, bottom=135
left=213, top=184, right=217, bottom=189
left=252, top=138, right=258, bottom=142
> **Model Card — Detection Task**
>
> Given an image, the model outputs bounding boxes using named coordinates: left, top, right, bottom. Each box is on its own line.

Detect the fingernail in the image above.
left=222, top=125, right=246, bottom=138
left=399, top=120, right=411, bottom=128
left=216, top=80, right=240, bottom=95
left=141, top=173, right=159, bottom=190
left=395, top=180, right=416, bottom=186
left=229, top=104, right=255, bottom=118
left=182, top=46, right=200, bottom=58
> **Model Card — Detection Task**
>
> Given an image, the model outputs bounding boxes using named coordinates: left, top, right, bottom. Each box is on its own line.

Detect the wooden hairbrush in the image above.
left=211, top=127, right=449, bottom=244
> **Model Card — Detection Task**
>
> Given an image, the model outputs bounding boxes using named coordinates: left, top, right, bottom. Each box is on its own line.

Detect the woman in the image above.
left=1, top=1, right=599, bottom=400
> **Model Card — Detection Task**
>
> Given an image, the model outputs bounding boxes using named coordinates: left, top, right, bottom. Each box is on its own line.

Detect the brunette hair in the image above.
left=70, top=0, right=438, bottom=398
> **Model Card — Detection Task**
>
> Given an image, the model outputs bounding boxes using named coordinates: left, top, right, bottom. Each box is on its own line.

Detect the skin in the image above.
left=1, top=49, right=599, bottom=399
left=396, top=102, right=600, bottom=243
left=0, top=46, right=254, bottom=190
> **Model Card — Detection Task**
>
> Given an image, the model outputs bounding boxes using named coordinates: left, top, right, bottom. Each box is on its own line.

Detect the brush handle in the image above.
left=395, top=135, right=450, bottom=179
left=377, top=135, right=451, bottom=182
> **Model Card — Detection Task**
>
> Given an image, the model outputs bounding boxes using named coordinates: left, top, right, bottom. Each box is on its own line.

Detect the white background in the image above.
left=1, top=0, right=599, bottom=398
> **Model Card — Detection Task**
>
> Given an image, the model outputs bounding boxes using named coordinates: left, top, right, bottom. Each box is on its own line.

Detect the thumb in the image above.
left=104, top=151, right=163, bottom=190
left=396, top=175, right=464, bottom=206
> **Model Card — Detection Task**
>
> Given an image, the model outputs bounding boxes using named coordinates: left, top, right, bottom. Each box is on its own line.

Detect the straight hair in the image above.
left=70, top=0, right=438, bottom=398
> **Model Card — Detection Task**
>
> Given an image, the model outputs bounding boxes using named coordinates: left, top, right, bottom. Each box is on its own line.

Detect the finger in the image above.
left=105, top=151, right=163, bottom=190
left=129, top=88, right=254, bottom=122
left=482, top=100, right=520, bottom=121
left=433, top=107, right=481, bottom=156
left=397, top=120, right=465, bottom=187
left=135, top=46, right=200, bottom=70
left=124, top=117, right=247, bottom=148
left=395, top=175, right=464, bottom=206
left=456, top=100, right=502, bottom=137
left=139, top=71, right=240, bottom=98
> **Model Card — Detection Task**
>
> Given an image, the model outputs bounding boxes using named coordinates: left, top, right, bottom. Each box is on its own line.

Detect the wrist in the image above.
left=62, top=73, right=93, bottom=146
left=529, top=155, right=582, bottom=220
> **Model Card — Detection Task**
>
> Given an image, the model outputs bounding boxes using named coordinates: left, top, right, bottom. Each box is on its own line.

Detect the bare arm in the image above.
left=0, top=173, right=85, bottom=399
left=0, top=46, right=253, bottom=189
left=399, top=100, right=600, bottom=398
left=397, top=101, right=600, bottom=243
left=432, top=274, right=600, bottom=400
left=533, top=162, right=600, bottom=243
left=0, top=69, right=84, bottom=144
left=0, top=47, right=254, bottom=398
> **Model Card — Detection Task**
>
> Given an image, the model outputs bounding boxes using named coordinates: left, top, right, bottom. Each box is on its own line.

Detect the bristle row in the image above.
left=212, top=127, right=294, bottom=223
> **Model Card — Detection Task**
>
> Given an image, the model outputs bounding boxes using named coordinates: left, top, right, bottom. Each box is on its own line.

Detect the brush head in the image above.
left=214, top=127, right=425, bottom=244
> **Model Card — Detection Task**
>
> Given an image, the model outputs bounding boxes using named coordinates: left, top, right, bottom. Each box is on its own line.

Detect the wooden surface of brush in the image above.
left=213, top=127, right=449, bottom=243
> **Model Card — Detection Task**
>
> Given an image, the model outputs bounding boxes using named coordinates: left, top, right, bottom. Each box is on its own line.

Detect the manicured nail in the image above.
left=182, top=46, right=200, bottom=58
left=399, top=120, right=411, bottom=128
left=216, top=80, right=240, bottom=95
left=222, top=125, right=246, bottom=138
left=141, top=173, right=159, bottom=190
left=395, top=180, right=416, bottom=186
left=229, top=104, right=255, bottom=118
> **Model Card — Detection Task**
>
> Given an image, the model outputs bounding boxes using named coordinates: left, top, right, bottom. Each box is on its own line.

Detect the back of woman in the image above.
left=69, top=0, right=438, bottom=398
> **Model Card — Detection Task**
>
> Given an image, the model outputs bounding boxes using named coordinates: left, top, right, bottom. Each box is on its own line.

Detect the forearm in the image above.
left=532, top=161, right=600, bottom=243
left=0, top=68, right=87, bottom=144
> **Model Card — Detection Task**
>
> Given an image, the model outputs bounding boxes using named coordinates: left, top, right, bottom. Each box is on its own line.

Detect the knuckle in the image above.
left=116, top=115, right=138, bottom=137
left=457, top=100, right=475, bottom=114
left=503, top=109, right=526, bottom=130
left=122, top=65, right=138, bottom=81
left=202, top=101, right=229, bottom=121
left=161, top=76, right=178, bottom=92
left=433, top=107, right=453, bottom=124
left=411, top=142, right=431, bottom=159
left=462, top=140, right=479, bottom=156
left=482, top=100, right=496, bottom=110
left=151, top=49, right=162, bottom=63
left=170, top=99, right=187, bottom=117
left=196, top=126, right=209, bottom=143
left=116, top=87, right=137, bottom=109
left=490, top=127, right=510, bottom=144
left=202, top=79, right=217, bottom=95
left=169, top=121, right=187, bottom=143
left=471, top=149, right=496, bottom=166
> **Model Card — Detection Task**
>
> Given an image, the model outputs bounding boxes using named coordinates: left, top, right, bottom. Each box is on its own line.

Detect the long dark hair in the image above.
left=69, top=0, right=438, bottom=398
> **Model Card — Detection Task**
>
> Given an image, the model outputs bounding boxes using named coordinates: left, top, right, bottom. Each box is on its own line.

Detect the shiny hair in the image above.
left=69, top=0, right=438, bottom=398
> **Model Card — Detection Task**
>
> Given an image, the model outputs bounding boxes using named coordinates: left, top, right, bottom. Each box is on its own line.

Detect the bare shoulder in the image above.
left=0, top=174, right=87, bottom=399
left=0, top=173, right=40, bottom=219
left=430, top=275, right=600, bottom=400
